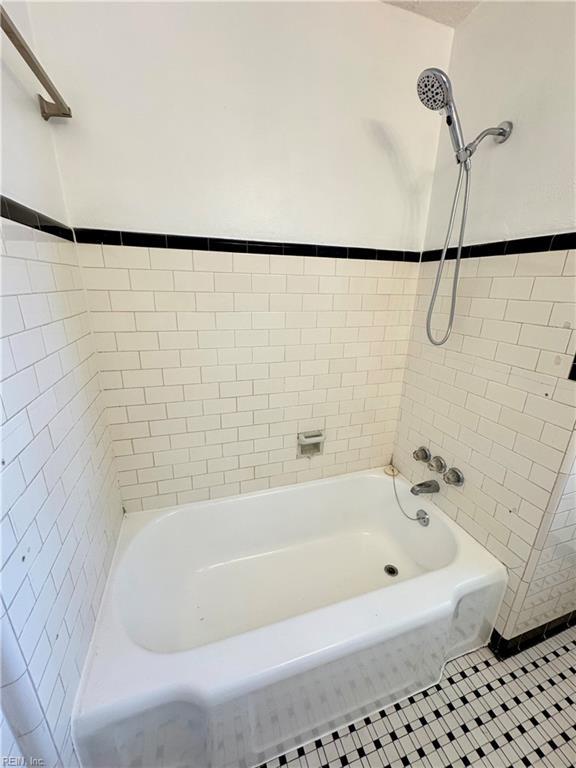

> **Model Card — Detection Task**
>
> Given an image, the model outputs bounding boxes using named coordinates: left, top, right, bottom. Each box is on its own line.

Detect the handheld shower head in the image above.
left=417, top=67, right=451, bottom=110
left=417, top=68, right=513, bottom=347
left=417, top=68, right=466, bottom=158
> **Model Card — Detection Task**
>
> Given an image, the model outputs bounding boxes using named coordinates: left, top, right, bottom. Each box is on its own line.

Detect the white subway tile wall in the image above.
left=2, top=225, right=575, bottom=765
left=507, top=433, right=575, bottom=636
left=1, top=220, right=122, bottom=767
left=78, top=245, right=418, bottom=512
left=394, top=250, right=576, bottom=638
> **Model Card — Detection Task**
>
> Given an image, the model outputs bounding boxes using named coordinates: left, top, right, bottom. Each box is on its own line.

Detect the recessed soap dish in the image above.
left=297, top=430, right=325, bottom=457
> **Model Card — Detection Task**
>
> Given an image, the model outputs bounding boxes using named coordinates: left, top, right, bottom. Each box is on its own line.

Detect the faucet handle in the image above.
left=428, top=456, right=447, bottom=473
left=444, top=467, right=464, bottom=487
left=413, top=446, right=431, bottom=462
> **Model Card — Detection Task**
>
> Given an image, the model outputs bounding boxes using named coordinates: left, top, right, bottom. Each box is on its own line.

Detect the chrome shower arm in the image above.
left=465, top=121, right=513, bottom=157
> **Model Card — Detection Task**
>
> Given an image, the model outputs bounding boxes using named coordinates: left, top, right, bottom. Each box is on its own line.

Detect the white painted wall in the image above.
left=1, top=1, right=68, bottom=223
left=27, top=1, right=452, bottom=249
left=4, top=2, right=573, bottom=248
left=425, top=0, right=576, bottom=249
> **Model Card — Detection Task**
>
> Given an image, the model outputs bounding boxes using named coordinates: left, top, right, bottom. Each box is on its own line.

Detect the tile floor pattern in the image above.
left=260, top=627, right=576, bottom=768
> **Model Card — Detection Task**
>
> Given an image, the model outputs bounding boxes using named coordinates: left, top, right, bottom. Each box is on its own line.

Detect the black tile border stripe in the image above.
left=421, top=231, right=576, bottom=261
left=2, top=194, right=575, bottom=261
left=70, top=228, right=576, bottom=259
left=1, top=195, right=74, bottom=242
left=489, top=610, right=576, bottom=659
left=72, top=227, right=422, bottom=262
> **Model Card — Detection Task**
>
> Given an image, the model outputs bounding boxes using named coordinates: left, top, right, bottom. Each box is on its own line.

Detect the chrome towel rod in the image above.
left=1, top=5, right=71, bottom=120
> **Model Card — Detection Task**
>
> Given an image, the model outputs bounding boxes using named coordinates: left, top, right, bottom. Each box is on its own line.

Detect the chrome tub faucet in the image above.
left=410, top=480, right=440, bottom=495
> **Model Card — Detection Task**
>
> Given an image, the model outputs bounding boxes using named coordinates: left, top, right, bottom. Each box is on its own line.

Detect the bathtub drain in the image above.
left=384, top=564, right=399, bottom=577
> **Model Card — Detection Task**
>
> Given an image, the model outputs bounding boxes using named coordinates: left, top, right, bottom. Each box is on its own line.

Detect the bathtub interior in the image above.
left=116, top=472, right=458, bottom=653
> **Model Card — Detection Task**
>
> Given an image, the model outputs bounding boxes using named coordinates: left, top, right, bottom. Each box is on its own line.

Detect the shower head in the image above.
left=417, top=68, right=466, bottom=157
left=417, top=67, right=451, bottom=111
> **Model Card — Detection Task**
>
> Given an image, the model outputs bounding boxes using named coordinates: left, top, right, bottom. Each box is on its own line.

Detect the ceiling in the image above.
left=387, top=1, right=481, bottom=27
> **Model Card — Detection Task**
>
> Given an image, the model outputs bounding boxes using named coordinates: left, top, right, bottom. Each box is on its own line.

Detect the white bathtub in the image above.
left=73, top=469, right=506, bottom=768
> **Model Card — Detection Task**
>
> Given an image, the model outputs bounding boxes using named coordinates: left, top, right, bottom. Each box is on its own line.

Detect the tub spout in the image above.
left=410, top=480, right=440, bottom=495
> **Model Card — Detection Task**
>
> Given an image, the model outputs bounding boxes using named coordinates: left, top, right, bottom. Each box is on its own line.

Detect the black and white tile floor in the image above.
left=261, top=627, right=576, bottom=768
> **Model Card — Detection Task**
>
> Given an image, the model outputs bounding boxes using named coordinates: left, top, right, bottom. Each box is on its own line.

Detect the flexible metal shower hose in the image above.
left=426, top=162, right=471, bottom=346
left=390, top=459, right=420, bottom=522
